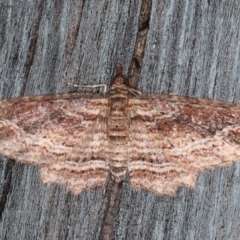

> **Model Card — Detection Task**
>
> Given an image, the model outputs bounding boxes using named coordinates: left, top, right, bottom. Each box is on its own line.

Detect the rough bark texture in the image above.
left=0, top=0, right=240, bottom=239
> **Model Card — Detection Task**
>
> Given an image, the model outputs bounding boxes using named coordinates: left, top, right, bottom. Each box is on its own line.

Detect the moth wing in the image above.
left=128, top=95, right=240, bottom=195
left=0, top=93, right=109, bottom=194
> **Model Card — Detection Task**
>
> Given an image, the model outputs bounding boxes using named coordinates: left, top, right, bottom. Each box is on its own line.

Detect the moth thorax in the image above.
left=107, top=116, right=128, bottom=143
left=107, top=79, right=129, bottom=182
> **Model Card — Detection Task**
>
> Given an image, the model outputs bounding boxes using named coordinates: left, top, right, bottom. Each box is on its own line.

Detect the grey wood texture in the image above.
left=0, top=0, right=240, bottom=239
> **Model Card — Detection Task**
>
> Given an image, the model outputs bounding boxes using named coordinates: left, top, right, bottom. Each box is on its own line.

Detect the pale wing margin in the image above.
left=128, top=95, right=240, bottom=196
left=0, top=93, right=109, bottom=194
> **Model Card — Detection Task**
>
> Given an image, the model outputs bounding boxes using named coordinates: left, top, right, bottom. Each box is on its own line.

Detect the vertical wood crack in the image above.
left=128, top=0, right=152, bottom=88
left=98, top=176, right=122, bottom=240
left=21, top=0, right=45, bottom=96
left=63, top=0, right=85, bottom=82
left=0, top=158, right=14, bottom=221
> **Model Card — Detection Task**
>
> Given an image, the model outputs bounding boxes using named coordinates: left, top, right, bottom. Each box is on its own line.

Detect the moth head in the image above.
left=111, top=76, right=129, bottom=87
left=111, top=63, right=129, bottom=87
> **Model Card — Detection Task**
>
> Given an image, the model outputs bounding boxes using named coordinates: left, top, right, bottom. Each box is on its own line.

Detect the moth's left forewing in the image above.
left=128, top=95, right=240, bottom=195
left=128, top=97, right=191, bottom=195
left=0, top=93, right=109, bottom=194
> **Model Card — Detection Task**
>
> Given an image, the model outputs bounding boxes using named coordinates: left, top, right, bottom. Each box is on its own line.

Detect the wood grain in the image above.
left=1, top=0, right=240, bottom=240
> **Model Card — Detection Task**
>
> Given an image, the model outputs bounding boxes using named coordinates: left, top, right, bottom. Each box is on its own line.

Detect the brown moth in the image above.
left=0, top=66, right=240, bottom=195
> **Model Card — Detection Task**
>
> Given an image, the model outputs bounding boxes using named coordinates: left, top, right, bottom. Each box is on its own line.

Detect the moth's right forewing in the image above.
left=0, top=93, right=109, bottom=194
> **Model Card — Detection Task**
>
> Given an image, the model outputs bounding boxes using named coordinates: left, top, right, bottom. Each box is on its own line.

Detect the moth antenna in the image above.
left=62, top=78, right=107, bottom=94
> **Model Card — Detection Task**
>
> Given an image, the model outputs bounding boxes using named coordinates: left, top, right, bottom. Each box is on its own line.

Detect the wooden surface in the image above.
left=0, top=0, right=240, bottom=239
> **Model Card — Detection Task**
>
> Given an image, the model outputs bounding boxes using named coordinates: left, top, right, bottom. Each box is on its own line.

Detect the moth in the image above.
left=0, top=66, right=240, bottom=195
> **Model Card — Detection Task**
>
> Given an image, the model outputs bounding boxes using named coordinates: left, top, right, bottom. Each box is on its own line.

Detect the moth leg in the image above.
left=128, top=88, right=142, bottom=96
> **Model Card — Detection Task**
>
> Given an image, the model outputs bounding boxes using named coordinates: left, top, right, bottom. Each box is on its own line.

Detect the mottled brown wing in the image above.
left=0, top=93, right=109, bottom=194
left=128, top=95, right=240, bottom=195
